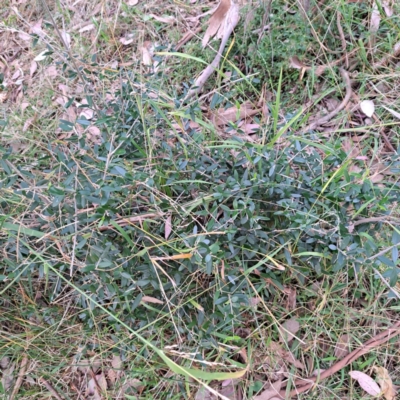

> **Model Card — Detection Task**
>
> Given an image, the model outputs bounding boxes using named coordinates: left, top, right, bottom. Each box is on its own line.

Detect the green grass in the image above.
left=1, top=0, right=400, bottom=398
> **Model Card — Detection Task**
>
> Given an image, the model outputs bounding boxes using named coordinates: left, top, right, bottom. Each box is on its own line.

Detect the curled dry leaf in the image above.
left=349, top=370, right=381, bottom=396
left=278, top=318, right=300, bottom=343
left=202, top=0, right=231, bottom=48
left=120, top=34, right=134, bottom=45
left=253, top=380, right=283, bottom=400
left=373, top=366, right=396, bottom=400
left=360, top=100, right=375, bottom=117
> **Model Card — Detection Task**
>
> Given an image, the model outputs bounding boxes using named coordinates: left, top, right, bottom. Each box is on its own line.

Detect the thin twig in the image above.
left=39, top=377, right=64, bottom=400
left=280, top=320, right=400, bottom=397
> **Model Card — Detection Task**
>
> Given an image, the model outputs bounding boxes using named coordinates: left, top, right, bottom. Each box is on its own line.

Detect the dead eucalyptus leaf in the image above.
left=202, top=0, right=231, bottom=48
left=349, top=370, right=381, bottom=396
left=373, top=366, right=396, bottom=400
left=370, top=2, right=381, bottom=33
left=278, top=318, right=300, bottom=343
left=212, top=102, right=259, bottom=126
left=253, top=380, right=283, bottom=400
left=141, top=296, right=164, bottom=305
left=334, top=334, right=350, bottom=358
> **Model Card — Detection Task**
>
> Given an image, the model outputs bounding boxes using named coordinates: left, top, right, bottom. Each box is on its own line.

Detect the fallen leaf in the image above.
left=87, top=373, right=107, bottom=400
left=373, top=366, right=396, bottom=400
left=0, top=357, right=15, bottom=393
left=18, top=31, right=31, bottom=41
left=212, top=102, right=260, bottom=126
left=30, top=20, right=45, bottom=37
left=382, top=105, right=400, bottom=120
left=0, top=93, right=8, bottom=103
left=29, top=60, right=37, bottom=78
left=334, top=334, right=350, bottom=358
left=34, top=50, right=49, bottom=62
left=122, top=378, right=144, bottom=396
left=253, top=380, right=283, bottom=400
left=382, top=0, right=393, bottom=17
left=23, top=117, right=34, bottom=132
left=120, top=35, right=134, bottom=45
left=61, top=31, right=71, bottom=48
left=165, top=214, right=172, bottom=239
left=141, top=41, right=154, bottom=66
left=370, top=2, right=381, bottom=33
left=79, top=24, right=95, bottom=33
left=342, top=137, right=360, bottom=159
left=202, top=0, right=231, bottom=48
left=219, top=379, right=242, bottom=400
left=289, top=56, right=307, bottom=69
left=46, top=65, right=58, bottom=78
left=269, top=341, right=305, bottom=370
left=349, top=370, right=381, bottom=396
left=141, top=296, right=164, bottom=305
left=360, top=100, right=375, bottom=117
left=126, top=0, right=139, bottom=4
left=278, top=318, right=300, bottom=343
left=195, top=386, right=217, bottom=400
left=149, top=14, right=175, bottom=24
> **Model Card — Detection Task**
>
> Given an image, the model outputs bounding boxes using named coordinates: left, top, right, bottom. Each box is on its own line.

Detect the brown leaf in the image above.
left=165, top=214, right=172, bottom=239
left=289, top=56, right=306, bottom=69
left=373, top=366, right=396, bottom=400
left=253, top=380, right=283, bottom=400
left=334, top=334, right=350, bottom=358
left=342, top=137, right=360, bottom=159
left=0, top=357, right=15, bottom=392
left=212, top=102, right=260, bottom=126
left=202, top=0, right=231, bottom=47
left=278, top=318, right=300, bottom=343
left=284, top=286, right=296, bottom=311
left=29, top=19, right=45, bottom=37
left=141, top=296, right=164, bottom=305
left=220, top=379, right=242, bottom=400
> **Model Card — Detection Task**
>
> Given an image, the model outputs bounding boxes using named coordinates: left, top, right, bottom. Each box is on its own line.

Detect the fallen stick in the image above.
left=280, top=320, right=400, bottom=397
